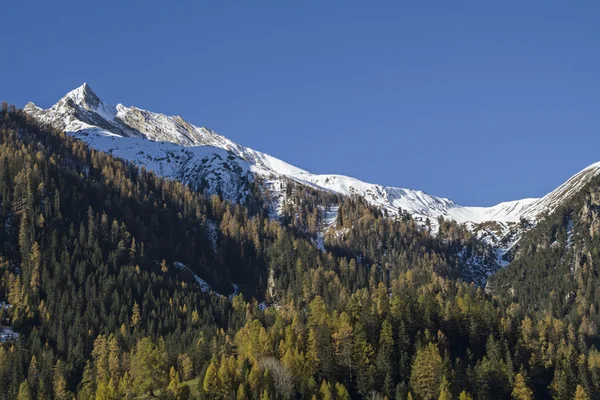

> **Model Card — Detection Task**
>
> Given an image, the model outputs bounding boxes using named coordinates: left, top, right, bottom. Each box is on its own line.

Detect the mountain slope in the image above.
left=487, top=170, right=600, bottom=326
left=5, top=90, right=600, bottom=400
left=24, top=84, right=600, bottom=236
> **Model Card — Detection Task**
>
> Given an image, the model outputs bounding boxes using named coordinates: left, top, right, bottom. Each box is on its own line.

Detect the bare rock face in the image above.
left=584, top=191, right=600, bottom=238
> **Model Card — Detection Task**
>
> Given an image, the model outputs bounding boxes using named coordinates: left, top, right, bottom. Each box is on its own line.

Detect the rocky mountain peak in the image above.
left=62, top=83, right=102, bottom=111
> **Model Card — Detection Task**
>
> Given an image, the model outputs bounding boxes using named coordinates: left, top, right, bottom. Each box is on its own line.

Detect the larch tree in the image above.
left=410, top=342, right=443, bottom=400
left=511, top=373, right=533, bottom=400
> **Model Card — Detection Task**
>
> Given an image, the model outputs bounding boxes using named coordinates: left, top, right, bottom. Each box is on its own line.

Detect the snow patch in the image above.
left=0, top=327, right=18, bottom=343
left=174, top=261, right=239, bottom=299
left=174, top=261, right=212, bottom=293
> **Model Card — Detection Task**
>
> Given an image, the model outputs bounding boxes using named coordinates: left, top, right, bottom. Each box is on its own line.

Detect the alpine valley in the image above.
left=1, top=85, right=600, bottom=399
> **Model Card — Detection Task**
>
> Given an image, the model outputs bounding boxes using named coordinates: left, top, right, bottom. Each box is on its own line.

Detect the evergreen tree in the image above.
left=203, top=361, right=220, bottom=398
left=52, top=360, right=68, bottom=400
left=410, top=343, right=443, bottom=400
left=335, top=382, right=351, bottom=400
left=574, top=385, right=590, bottom=400
left=130, top=337, right=168, bottom=396
left=511, top=373, right=533, bottom=400
left=16, top=381, right=31, bottom=400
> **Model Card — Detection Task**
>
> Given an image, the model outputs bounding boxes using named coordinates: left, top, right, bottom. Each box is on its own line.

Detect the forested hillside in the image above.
left=1, top=104, right=599, bottom=399
left=489, top=173, right=600, bottom=331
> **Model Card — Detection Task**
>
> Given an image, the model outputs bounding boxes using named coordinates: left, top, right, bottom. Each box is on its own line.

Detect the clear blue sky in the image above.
left=2, top=1, right=599, bottom=206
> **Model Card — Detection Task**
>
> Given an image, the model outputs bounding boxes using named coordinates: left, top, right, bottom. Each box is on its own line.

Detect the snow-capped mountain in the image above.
left=24, top=84, right=600, bottom=234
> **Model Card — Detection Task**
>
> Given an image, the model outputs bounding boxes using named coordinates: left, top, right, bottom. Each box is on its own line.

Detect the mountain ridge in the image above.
left=24, top=84, right=600, bottom=231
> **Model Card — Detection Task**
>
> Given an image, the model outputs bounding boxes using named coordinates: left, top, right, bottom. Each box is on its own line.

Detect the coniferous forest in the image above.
left=3, top=104, right=600, bottom=400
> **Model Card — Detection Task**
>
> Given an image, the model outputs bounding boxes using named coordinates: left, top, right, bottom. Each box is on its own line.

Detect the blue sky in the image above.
left=2, top=1, right=599, bottom=206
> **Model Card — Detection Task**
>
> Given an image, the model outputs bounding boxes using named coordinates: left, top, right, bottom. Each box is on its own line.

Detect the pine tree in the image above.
left=550, top=367, right=572, bottom=400
left=95, top=380, right=117, bottom=400
left=335, top=382, right=351, bottom=400
left=53, top=360, right=68, bottom=400
left=119, top=372, right=134, bottom=400
left=108, top=336, right=121, bottom=384
left=77, top=361, right=95, bottom=400
left=129, top=237, right=137, bottom=262
left=236, top=383, right=248, bottom=400
left=319, top=380, right=333, bottom=400
left=168, top=366, right=182, bottom=399
left=131, top=302, right=141, bottom=329
left=574, top=385, right=590, bottom=400
left=410, top=343, right=443, bottom=400
left=354, top=324, right=375, bottom=396
left=458, top=391, right=472, bottom=400
left=203, top=361, right=220, bottom=398
left=29, top=242, right=41, bottom=293
left=130, top=337, right=168, bottom=396
left=92, top=335, right=109, bottom=384
left=511, top=373, right=533, bottom=400
left=377, top=319, right=395, bottom=396
left=27, top=356, right=38, bottom=396
left=217, top=356, right=236, bottom=397
left=17, top=381, right=32, bottom=400
left=438, top=376, right=452, bottom=400
left=395, top=382, right=409, bottom=400
left=333, top=312, right=354, bottom=377
left=177, top=354, right=194, bottom=381
left=260, top=390, right=271, bottom=400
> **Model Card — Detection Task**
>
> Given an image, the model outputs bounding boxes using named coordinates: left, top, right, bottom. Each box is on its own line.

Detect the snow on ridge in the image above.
left=290, top=173, right=538, bottom=225
left=68, top=129, right=258, bottom=203
left=23, top=84, right=600, bottom=230
left=518, top=163, right=600, bottom=221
